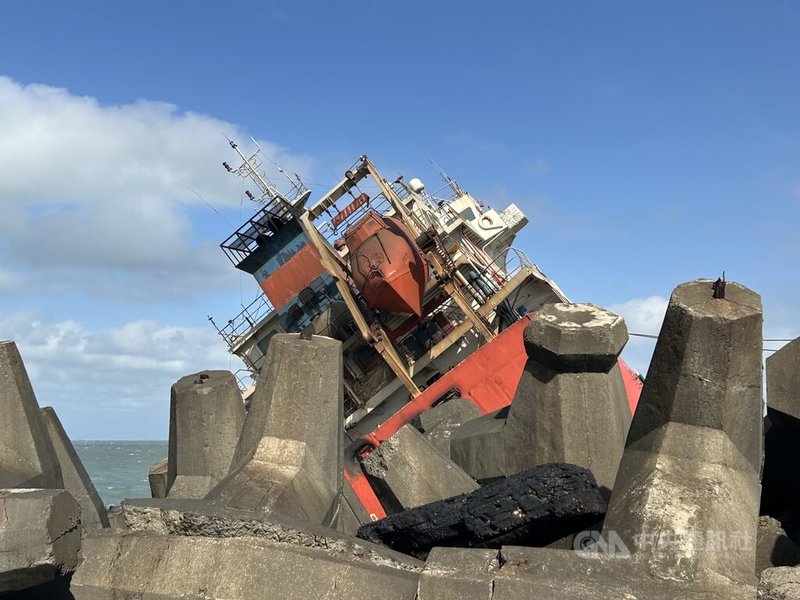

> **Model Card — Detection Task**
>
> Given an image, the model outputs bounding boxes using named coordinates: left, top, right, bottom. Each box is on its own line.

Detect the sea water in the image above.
left=74, top=440, right=168, bottom=507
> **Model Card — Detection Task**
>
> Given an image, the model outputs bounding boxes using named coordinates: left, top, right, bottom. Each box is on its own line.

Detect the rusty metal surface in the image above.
left=332, top=193, right=370, bottom=228
left=346, top=214, right=428, bottom=316
left=259, top=243, right=325, bottom=310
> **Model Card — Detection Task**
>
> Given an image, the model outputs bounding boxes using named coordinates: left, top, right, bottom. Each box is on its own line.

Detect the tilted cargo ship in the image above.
left=210, top=140, right=642, bottom=519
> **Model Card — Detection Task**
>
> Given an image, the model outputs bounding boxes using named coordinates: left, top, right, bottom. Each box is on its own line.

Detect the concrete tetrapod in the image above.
left=166, top=370, right=245, bottom=499
left=416, top=397, right=480, bottom=457
left=758, top=566, right=800, bottom=599
left=450, top=303, right=631, bottom=493
left=0, top=489, right=80, bottom=594
left=41, top=406, right=109, bottom=530
left=361, top=424, right=478, bottom=512
left=766, top=336, right=800, bottom=421
left=428, top=279, right=764, bottom=599
left=71, top=526, right=422, bottom=599
left=416, top=547, right=500, bottom=600
left=120, top=496, right=418, bottom=570
left=206, top=333, right=343, bottom=525
left=601, top=279, right=763, bottom=589
left=336, top=477, right=377, bottom=535
left=0, top=341, right=63, bottom=489
left=148, top=457, right=168, bottom=499
left=756, top=516, right=800, bottom=575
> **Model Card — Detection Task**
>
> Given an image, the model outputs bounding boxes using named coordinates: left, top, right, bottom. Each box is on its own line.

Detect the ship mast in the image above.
left=428, top=157, right=465, bottom=198
left=222, top=138, right=311, bottom=215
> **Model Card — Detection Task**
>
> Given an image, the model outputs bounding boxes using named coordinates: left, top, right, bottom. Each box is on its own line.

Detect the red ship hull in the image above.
left=344, top=315, right=644, bottom=520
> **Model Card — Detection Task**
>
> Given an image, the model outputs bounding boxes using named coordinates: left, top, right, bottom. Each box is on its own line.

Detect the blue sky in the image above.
left=1, top=1, right=797, bottom=439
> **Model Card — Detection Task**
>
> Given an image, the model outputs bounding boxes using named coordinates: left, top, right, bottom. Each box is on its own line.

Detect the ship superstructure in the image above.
left=210, top=141, right=572, bottom=437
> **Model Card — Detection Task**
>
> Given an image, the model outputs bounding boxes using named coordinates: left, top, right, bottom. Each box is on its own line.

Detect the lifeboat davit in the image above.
left=345, top=212, right=428, bottom=316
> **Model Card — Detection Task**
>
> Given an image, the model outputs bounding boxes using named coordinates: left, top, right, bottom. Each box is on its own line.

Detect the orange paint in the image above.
left=345, top=314, right=644, bottom=517
left=620, top=360, right=643, bottom=414
left=332, top=193, right=370, bottom=227
left=259, top=244, right=325, bottom=310
left=345, top=213, right=428, bottom=316
left=366, top=316, right=533, bottom=446
left=344, top=466, right=386, bottom=521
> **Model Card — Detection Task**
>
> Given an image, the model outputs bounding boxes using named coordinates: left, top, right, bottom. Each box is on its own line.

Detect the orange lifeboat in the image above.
left=345, top=211, right=428, bottom=316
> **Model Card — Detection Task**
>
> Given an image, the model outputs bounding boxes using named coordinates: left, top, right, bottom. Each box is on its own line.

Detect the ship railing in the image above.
left=428, top=181, right=462, bottom=204
left=410, top=207, right=439, bottom=233
left=233, top=368, right=257, bottom=394
left=212, top=292, right=275, bottom=349
left=388, top=175, right=460, bottom=219
left=430, top=301, right=467, bottom=335
left=220, top=203, right=293, bottom=267
left=390, top=180, right=410, bottom=201
left=407, top=204, right=451, bottom=236
left=414, top=202, right=464, bottom=235
left=284, top=179, right=311, bottom=205
left=317, top=193, right=394, bottom=246
left=475, top=247, right=533, bottom=293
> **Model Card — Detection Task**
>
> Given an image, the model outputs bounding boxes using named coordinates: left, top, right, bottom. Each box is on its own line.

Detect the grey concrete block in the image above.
left=0, top=489, right=80, bottom=594
left=436, top=281, right=764, bottom=599
left=105, top=505, right=126, bottom=530
left=759, top=566, right=800, bottom=599
left=335, top=479, right=373, bottom=536
left=602, top=279, right=763, bottom=587
left=120, top=497, right=421, bottom=571
left=206, top=334, right=343, bottom=524
left=147, top=457, right=168, bottom=499
left=767, top=337, right=800, bottom=421
left=418, top=398, right=480, bottom=457
left=71, top=530, right=421, bottom=600
left=167, top=475, right=215, bottom=499
left=336, top=498, right=365, bottom=537
left=417, top=547, right=499, bottom=599
left=41, top=407, right=109, bottom=530
left=491, top=546, right=756, bottom=600
left=361, top=425, right=478, bottom=511
left=523, top=302, right=628, bottom=372
left=758, top=516, right=800, bottom=575
left=448, top=408, right=507, bottom=481
left=166, top=370, right=245, bottom=499
left=0, top=341, right=63, bottom=489
left=451, top=303, right=631, bottom=492
left=506, top=363, right=630, bottom=493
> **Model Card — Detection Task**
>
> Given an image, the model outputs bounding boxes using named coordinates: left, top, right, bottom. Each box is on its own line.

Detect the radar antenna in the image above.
left=428, top=156, right=465, bottom=198
left=222, top=137, right=311, bottom=212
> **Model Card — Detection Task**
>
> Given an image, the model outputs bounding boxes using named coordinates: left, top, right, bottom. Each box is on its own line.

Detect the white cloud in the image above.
left=1, top=309, right=246, bottom=439
left=608, top=295, right=669, bottom=376
left=0, top=77, right=312, bottom=206
left=0, top=76, right=313, bottom=298
left=610, top=295, right=668, bottom=335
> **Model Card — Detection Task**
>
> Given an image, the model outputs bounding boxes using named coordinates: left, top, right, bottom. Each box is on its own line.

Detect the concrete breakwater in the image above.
left=1, top=278, right=799, bottom=599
